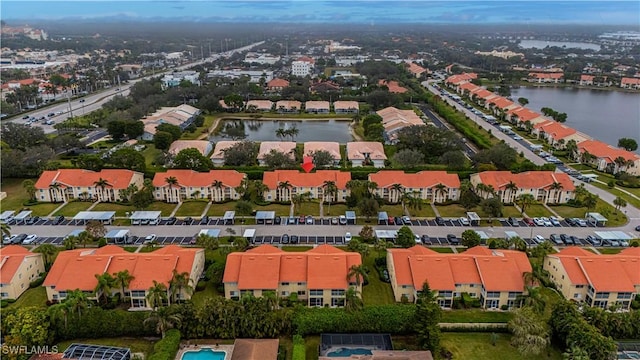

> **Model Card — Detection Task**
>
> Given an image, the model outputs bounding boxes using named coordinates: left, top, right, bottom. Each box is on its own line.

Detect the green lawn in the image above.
left=294, top=201, right=320, bottom=216
left=441, top=333, right=563, bottom=360
left=256, top=203, right=292, bottom=216
left=436, top=204, right=468, bottom=217
left=53, top=201, right=94, bottom=216
left=305, top=336, right=321, bottom=360
left=180, top=115, right=217, bottom=140
left=7, top=287, right=48, bottom=309
left=141, top=143, right=165, bottom=172
left=92, top=203, right=137, bottom=217
left=145, top=202, right=178, bottom=216
left=362, top=254, right=395, bottom=306
left=551, top=201, right=627, bottom=227
left=281, top=246, right=313, bottom=252
left=431, top=247, right=455, bottom=253
left=495, top=205, right=521, bottom=218
left=589, top=180, right=640, bottom=210
left=23, top=203, right=61, bottom=216
left=598, top=248, right=623, bottom=254
left=409, top=205, right=436, bottom=218
left=208, top=201, right=240, bottom=216
left=323, top=203, right=350, bottom=217
left=122, top=246, right=138, bottom=253
left=549, top=205, right=587, bottom=219
left=381, top=204, right=405, bottom=217
left=57, top=338, right=156, bottom=356
left=441, top=309, right=512, bottom=323
left=0, top=178, right=32, bottom=211
left=191, top=281, right=221, bottom=307
left=524, top=204, right=553, bottom=217
left=175, top=201, right=209, bottom=216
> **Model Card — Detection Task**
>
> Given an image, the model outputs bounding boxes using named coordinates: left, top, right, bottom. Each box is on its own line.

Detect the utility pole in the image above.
left=66, top=91, right=73, bottom=118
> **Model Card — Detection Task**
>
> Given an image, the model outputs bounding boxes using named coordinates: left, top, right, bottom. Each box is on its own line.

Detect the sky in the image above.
left=2, top=1, right=640, bottom=25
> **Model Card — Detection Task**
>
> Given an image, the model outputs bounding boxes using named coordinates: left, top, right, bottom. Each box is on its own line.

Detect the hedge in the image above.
left=51, top=307, right=153, bottom=341
left=147, top=329, right=181, bottom=360
left=291, top=335, right=305, bottom=360
left=292, top=305, right=416, bottom=335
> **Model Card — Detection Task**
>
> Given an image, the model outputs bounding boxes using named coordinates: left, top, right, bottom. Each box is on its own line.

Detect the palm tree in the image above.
left=275, top=128, right=287, bottom=141
left=34, top=243, right=57, bottom=270
left=22, top=179, right=37, bottom=201
left=277, top=181, right=292, bottom=202
left=583, top=193, right=598, bottom=212
left=48, top=301, right=72, bottom=330
left=94, top=273, right=115, bottom=305
left=516, top=193, right=535, bottom=215
left=287, top=126, right=299, bottom=141
left=519, top=286, right=546, bottom=314
left=77, top=231, right=92, bottom=248
left=211, top=180, right=224, bottom=201
left=613, top=196, right=627, bottom=213
left=165, top=176, right=179, bottom=203
left=434, top=183, right=448, bottom=203
left=504, top=181, right=519, bottom=203
left=252, top=180, right=269, bottom=202
left=234, top=177, right=250, bottom=200
left=322, top=180, right=338, bottom=215
left=366, top=181, right=378, bottom=198
left=1, top=222, right=11, bottom=239
left=522, top=272, right=536, bottom=288
left=146, top=280, right=169, bottom=309
left=549, top=182, right=564, bottom=204
left=262, top=290, right=279, bottom=311
left=347, top=264, right=368, bottom=287
left=390, top=183, right=404, bottom=204
left=144, top=307, right=182, bottom=339
left=93, top=177, right=112, bottom=202
left=63, top=235, right=78, bottom=250
left=344, top=287, right=363, bottom=312
left=49, top=182, right=64, bottom=202
left=114, top=270, right=135, bottom=302
left=66, top=289, right=89, bottom=319
left=614, top=156, right=628, bottom=172
left=169, top=270, right=194, bottom=303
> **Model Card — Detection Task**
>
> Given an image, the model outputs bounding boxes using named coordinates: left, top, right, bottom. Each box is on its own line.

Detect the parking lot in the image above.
left=252, top=235, right=345, bottom=245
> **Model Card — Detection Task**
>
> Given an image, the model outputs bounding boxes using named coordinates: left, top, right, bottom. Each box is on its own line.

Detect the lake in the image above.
left=518, top=40, right=601, bottom=51
left=209, top=119, right=354, bottom=143
left=510, top=87, right=640, bottom=152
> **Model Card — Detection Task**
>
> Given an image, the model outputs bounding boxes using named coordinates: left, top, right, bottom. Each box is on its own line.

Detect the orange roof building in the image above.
left=152, top=169, right=246, bottom=203
left=168, top=140, right=213, bottom=156
left=44, top=245, right=205, bottom=308
left=470, top=171, right=575, bottom=204
left=527, top=72, right=564, bottom=83
left=333, top=101, right=360, bottom=114
left=506, top=107, right=545, bottom=125
left=387, top=246, right=532, bottom=307
left=378, top=79, right=408, bottom=93
left=544, top=247, right=640, bottom=309
left=406, top=62, right=428, bottom=78
left=486, top=96, right=518, bottom=113
left=246, top=100, right=273, bottom=112
left=223, top=245, right=362, bottom=307
left=620, top=77, right=640, bottom=89
left=262, top=170, right=351, bottom=202
left=376, top=106, right=425, bottom=143
left=266, top=78, right=289, bottom=90
left=577, top=140, right=640, bottom=176
left=257, top=141, right=297, bottom=165
left=445, top=73, right=477, bottom=85
left=275, top=100, right=301, bottom=113
left=303, top=142, right=341, bottom=165
left=369, top=171, right=460, bottom=203
left=210, top=140, right=240, bottom=165
left=34, top=169, right=144, bottom=203
left=346, top=142, right=387, bottom=168
left=0, top=245, right=44, bottom=300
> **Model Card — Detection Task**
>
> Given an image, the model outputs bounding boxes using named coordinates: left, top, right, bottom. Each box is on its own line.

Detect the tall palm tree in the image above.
left=344, top=287, right=363, bottom=312
left=93, top=177, right=112, bottom=202
left=146, top=280, right=169, bottom=310
left=277, top=181, right=292, bottom=202
left=275, top=128, right=287, bottom=141
left=211, top=180, right=224, bottom=201
left=48, top=301, right=72, bottom=330
left=613, top=196, right=627, bottom=213
left=34, top=243, right=57, bottom=270
left=504, top=181, right=519, bottom=203
left=519, top=286, right=546, bottom=314
left=66, top=289, right=89, bottom=319
left=516, top=193, right=535, bottom=215
left=94, top=273, right=115, bottom=305
left=390, top=183, right=404, bottom=204
left=63, top=235, right=78, bottom=250
left=347, top=264, right=368, bottom=287
left=406, top=191, right=424, bottom=215
left=77, top=231, right=92, bottom=248
left=262, top=290, right=279, bottom=311
left=252, top=180, right=269, bottom=202
left=49, top=182, right=63, bottom=202
left=114, top=270, right=135, bottom=302
left=549, top=182, right=564, bottom=204
left=583, top=193, right=598, bottom=212
left=234, top=177, right=250, bottom=200
left=322, top=180, right=338, bottom=215
left=366, top=181, right=378, bottom=198
left=165, top=176, right=179, bottom=203
left=22, top=179, right=37, bottom=201
left=169, top=270, right=193, bottom=303
left=434, top=183, right=448, bottom=203
left=144, top=307, right=182, bottom=339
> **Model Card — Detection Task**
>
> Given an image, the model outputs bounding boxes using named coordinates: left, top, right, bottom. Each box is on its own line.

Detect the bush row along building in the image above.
left=33, top=168, right=575, bottom=205
left=448, top=73, right=640, bottom=175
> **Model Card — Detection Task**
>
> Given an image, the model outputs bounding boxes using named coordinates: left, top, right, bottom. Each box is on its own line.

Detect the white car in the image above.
left=344, top=232, right=352, bottom=242
left=459, top=217, right=470, bottom=226
left=534, top=235, right=545, bottom=244
left=144, top=234, right=157, bottom=243
left=541, top=217, right=553, bottom=227
left=549, top=217, right=561, bottom=226
left=23, top=234, right=38, bottom=244
left=533, top=217, right=545, bottom=226
left=576, top=219, right=588, bottom=227
left=513, top=135, right=522, bottom=140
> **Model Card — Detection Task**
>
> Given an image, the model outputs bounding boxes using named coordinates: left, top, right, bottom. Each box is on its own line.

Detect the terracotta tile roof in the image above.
left=475, top=257, right=527, bottom=291
left=262, top=170, right=351, bottom=189
left=529, top=72, right=564, bottom=79
left=621, top=77, right=640, bottom=85
left=333, top=101, right=359, bottom=111
left=578, top=140, right=640, bottom=163
left=580, top=74, right=595, bottom=81
left=378, top=80, right=407, bottom=93
left=377, top=107, right=424, bottom=133
left=152, top=169, right=245, bottom=188
left=487, top=96, right=515, bottom=110
left=223, top=245, right=361, bottom=290
left=536, top=121, right=577, bottom=140
left=275, top=100, right=301, bottom=110
left=297, top=56, right=315, bottom=64
left=304, top=142, right=340, bottom=160
left=474, top=171, right=575, bottom=192
left=347, top=142, right=387, bottom=161
left=305, top=101, right=330, bottom=110
left=556, top=247, right=595, bottom=257
left=0, top=245, right=40, bottom=284
left=507, top=107, right=542, bottom=122
left=246, top=100, right=273, bottom=110
left=267, top=78, right=289, bottom=88
left=459, top=82, right=479, bottom=92
left=470, top=88, right=497, bottom=100
left=445, top=73, right=477, bottom=85
left=231, top=339, right=280, bottom=360
left=406, top=62, right=427, bottom=75
left=168, top=140, right=211, bottom=156
left=369, top=171, right=460, bottom=189
left=211, top=141, right=240, bottom=160
left=35, top=169, right=140, bottom=190
left=44, top=246, right=202, bottom=292
left=257, top=142, right=296, bottom=160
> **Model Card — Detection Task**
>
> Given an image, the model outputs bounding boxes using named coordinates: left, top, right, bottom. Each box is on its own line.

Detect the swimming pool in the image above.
left=181, top=348, right=226, bottom=360
left=326, top=347, right=373, bottom=357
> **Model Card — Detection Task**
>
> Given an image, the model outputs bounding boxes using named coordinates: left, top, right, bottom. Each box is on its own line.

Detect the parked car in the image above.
left=414, top=234, right=421, bottom=243
left=299, top=215, right=306, bottom=224
left=183, top=217, right=193, bottom=225
left=619, top=239, right=629, bottom=247
left=534, top=235, right=545, bottom=244
left=566, top=218, right=578, bottom=226
left=533, top=217, right=545, bottom=226
left=550, top=234, right=563, bottom=245
left=394, top=217, right=403, bottom=226
left=345, top=232, right=352, bottom=242
left=331, top=217, right=338, bottom=225
left=635, top=225, right=640, bottom=231
left=586, top=235, right=601, bottom=246
left=290, top=235, right=299, bottom=244
left=306, top=215, right=314, bottom=225
left=23, top=234, right=38, bottom=244
left=421, top=234, right=432, bottom=245
left=508, top=217, right=519, bottom=226
left=402, top=216, right=411, bottom=225
left=79, top=99, right=86, bottom=103
left=447, top=234, right=459, bottom=245
left=459, top=217, right=470, bottom=226
left=47, top=112, right=55, bottom=117
left=610, top=239, right=620, bottom=247
left=569, top=235, right=580, bottom=245
left=144, top=234, right=157, bottom=244
left=550, top=217, right=561, bottom=226
left=274, top=216, right=281, bottom=225
left=3, top=235, right=16, bottom=245
left=339, top=215, right=347, bottom=225
left=199, top=216, right=209, bottom=225
left=52, top=215, right=65, bottom=225
left=281, top=234, right=289, bottom=244
left=576, top=219, right=588, bottom=227
left=166, top=216, right=177, bottom=225
left=559, top=234, right=569, bottom=244
left=435, top=217, right=445, bottom=225
left=541, top=217, right=553, bottom=227
left=523, top=217, right=534, bottom=226
left=288, top=216, right=296, bottom=225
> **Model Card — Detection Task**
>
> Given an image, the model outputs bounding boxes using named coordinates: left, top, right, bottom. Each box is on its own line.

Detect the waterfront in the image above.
left=209, top=118, right=353, bottom=143
left=518, top=39, right=601, bottom=51
left=511, top=86, right=640, bottom=152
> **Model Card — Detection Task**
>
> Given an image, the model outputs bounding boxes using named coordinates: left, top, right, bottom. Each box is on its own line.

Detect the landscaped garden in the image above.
left=175, top=200, right=209, bottom=216
left=440, top=333, right=563, bottom=360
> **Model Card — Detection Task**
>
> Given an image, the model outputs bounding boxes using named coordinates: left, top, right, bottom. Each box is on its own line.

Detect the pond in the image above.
left=518, top=40, right=601, bottom=51
left=209, top=119, right=354, bottom=143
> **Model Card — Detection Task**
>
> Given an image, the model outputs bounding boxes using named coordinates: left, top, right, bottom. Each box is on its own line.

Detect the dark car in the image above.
left=550, top=234, right=563, bottom=245
left=12, top=233, right=27, bottom=244
left=568, top=235, right=580, bottom=245
left=447, top=234, right=459, bottom=245
left=635, top=225, right=640, bottom=231
left=79, top=99, right=85, bottom=103
left=52, top=215, right=65, bottom=225
left=559, top=234, right=569, bottom=244
left=281, top=234, right=289, bottom=244
left=586, top=235, right=601, bottom=246
left=290, top=235, right=299, bottom=244
left=274, top=216, right=281, bottom=225
left=563, top=235, right=574, bottom=245
left=394, top=217, right=403, bottom=226
left=435, top=217, right=445, bottom=225
left=299, top=215, right=306, bottom=224
left=508, top=217, right=520, bottom=227
left=166, top=216, right=177, bottom=225
left=421, top=234, right=432, bottom=245
left=566, top=218, right=578, bottom=226
left=183, top=217, right=193, bottom=225
left=47, top=112, right=55, bottom=117
left=199, top=216, right=209, bottom=225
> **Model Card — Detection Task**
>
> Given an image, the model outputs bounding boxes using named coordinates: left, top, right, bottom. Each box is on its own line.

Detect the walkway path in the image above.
left=588, top=246, right=601, bottom=255
left=47, top=202, right=68, bottom=217
left=169, top=203, right=182, bottom=217
left=201, top=202, right=213, bottom=218
left=86, top=201, right=100, bottom=211
left=319, top=202, right=324, bottom=217
left=593, top=179, right=640, bottom=202
left=450, top=246, right=458, bottom=253
left=431, top=203, right=441, bottom=217
left=543, top=204, right=561, bottom=217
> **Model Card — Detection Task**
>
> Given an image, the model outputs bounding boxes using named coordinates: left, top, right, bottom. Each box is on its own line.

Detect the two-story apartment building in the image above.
left=0, top=246, right=44, bottom=300
left=376, top=106, right=425, bottom=144
left=210, top=141, right=240, bottom=166
left=346, top=142, right=387, bottom=168
left=333, top=101, right=360, bottom=114
left=257, top=142, right=297, bottom=166
left=34, top=169, right=144, bottom=203
left=44, top=245, right=205, bottom=308
left=223, top=245, right=362, bottom=307
left=576, top=140, right=640, bottom=176
left=262, top=170, right=351, bottom=203
left=304, top=142, right=341, bottom=166
left=527, top=72, right=564, bottom=83
left=152, top=169, right=246, bottom=203
left=387, top=246, right=531, bottom=308
left=544, top=247, right=639, bottom=309
left=368, top=171, right=460, bottom=203
left=469, top=171, right=575, bottom=204
left=532, top=120, right=591, bottom=149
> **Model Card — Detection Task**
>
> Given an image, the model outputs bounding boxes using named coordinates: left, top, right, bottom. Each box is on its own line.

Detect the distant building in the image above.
left=152, top=169, right=246, bottom=202
left=291, top=60, right=313, bottom=77
left=378, top=79, right=407, bottom=93
left=208, top=69, right=274, bottom=83
left=620, top=77, right=640, bottom=89
left=168, top=140, right=212, bottom=157
left=369, top=171, right=460, bottom=203
left=527, top=72, right=564, bottom=83
left=258, top=142, right=297, bottom=166
left=262, top=170, right=351, bottom=202
left=377, top=106, right=425, bottom=143
left=577, top=140, right=640, bottom=176
left=304, top=142, right=341, bottom=166
left=266, top=78, right=290, bottom=92
left=469, top=171, right=575, bottom=204
left=35, top=169, right=144, bottom=203
left=246, top=100, right=273, bottom=112
left=346, top=142, right=387, bottom=168
left=243, top=52, right=281, bottom=65
left=333, top=101, right=359, bottom=114
left=305, top=101, right=330, bottom=113
left=580, top=74, right=595, bottom=86
left=140, top=104, right=201, bottom=140
left=275, top=100, right=301, bottom=113
left=210, top=141, right=240, bottom=166
left=161, top=71, right=200, bottom=89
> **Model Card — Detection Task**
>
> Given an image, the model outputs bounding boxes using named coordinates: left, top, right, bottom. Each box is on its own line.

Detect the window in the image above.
left=0, top=292, right=8, bottom=298
left=281, top=282, right=290, bottom=286
left=438, top=291, right=453, bottom=298
left=486, top=292, right=500, bottom=298
left=573, top=293, right=580, bottom=299
left=575, top=285, right=584, bottom=288
left=617, top=292, right=632, bottom=299
left=297, top=290, right=306, bottom=296
left=331, top=289, right=345, bottom=296
left=595, top=292, right=610, bottom=299
left=309, top=289, right=323, bottom=296
left=297, top=282, right=305, bottom=286
left=59, top=291, right=67, bottom=299
left=130, top=290, right=146, bottom=297
left=331, top=298, right=345, bottom=307
left=508, top=292, right=522, bottom=299
left=309, top=298, right=323, bottom=307
left=281, top=291, right=289, bottom=296
left=131, top=298, right=146, bottom=308
left=401, top=285, right=409, bottom=289
left=230, top=291, right=238, bottom=297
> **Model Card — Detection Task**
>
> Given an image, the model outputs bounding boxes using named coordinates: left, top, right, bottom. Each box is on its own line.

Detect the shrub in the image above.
left=292, top=335, right=305, bottom=360
left=147, top=329, right=181, bottom=360
left=292, top=305, right=416, bottom=335
left=500, top=304, right=509, bottom=311
left=29, top=275, right=46, bottom=288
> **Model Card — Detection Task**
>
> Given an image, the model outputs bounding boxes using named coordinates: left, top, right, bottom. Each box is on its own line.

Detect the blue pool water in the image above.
left=327, top=348, right=373, bottom=357
left=181, top=349, right=226, bottom=360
